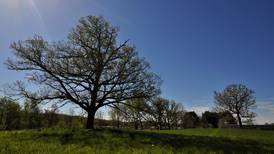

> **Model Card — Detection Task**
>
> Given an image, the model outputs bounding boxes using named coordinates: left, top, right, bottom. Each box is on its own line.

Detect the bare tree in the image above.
left=214, top=84, right=256, bottom=128
left=148, top=98, right=184, bottom=130
left=109, top=104, right=124, bottom=128
left=148, top=97, right=169, bottom=130
left=5, top=16, right=161, bottom=129
left=121, top=98, right=148, bottom=130
left=165, top=100, right=184, bottom=129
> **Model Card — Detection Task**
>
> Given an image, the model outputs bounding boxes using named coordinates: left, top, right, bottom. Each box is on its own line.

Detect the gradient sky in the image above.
left=0, top=0, right=274, bottom=124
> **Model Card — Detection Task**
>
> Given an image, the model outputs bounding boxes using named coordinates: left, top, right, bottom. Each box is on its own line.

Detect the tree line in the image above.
left=0, top=94, right=248, bottom=130
left=109, top=97, right=240, bottom=130
left=0, top=97, right=85, bottom=130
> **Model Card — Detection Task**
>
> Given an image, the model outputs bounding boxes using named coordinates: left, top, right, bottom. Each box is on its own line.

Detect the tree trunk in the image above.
left=139, top=119, right=143, bottom=130
left=117, top=118, right=120, bottom=128
left=86, top=111, right=96, bottom=129
left=134, top=121, right=138, bottom=130
left=236, top=113, right=243, bottom=128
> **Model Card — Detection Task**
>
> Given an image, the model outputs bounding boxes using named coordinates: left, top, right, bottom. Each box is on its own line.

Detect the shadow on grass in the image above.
left=30, top=128, right=274, bottom=153
left=103, top=129, right=274, bottom=153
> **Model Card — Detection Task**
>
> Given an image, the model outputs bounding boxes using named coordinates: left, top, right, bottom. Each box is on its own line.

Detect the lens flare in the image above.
left=28, top=0, right=48, bottom=35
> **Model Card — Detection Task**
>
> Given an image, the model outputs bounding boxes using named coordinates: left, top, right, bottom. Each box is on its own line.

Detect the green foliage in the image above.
left=0, top=97, right=85, bottom=130
left=0, top=128, right=273, bottom=153
left=0, top=98, right=21, bottom=130
left=21, top=99, right=42, bottom=129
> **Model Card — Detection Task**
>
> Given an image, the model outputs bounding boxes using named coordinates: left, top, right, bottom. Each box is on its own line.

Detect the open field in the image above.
left=0, top=128, right=273, bottom=154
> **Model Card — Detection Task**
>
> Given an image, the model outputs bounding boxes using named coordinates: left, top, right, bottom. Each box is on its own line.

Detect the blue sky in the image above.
left=0, top=0, right=274, bottom=124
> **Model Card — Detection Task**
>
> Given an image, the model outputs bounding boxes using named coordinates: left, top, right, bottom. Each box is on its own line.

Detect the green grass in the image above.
left=152, top=128, right=274, bottom=145
left=0, top=128, right=273, bottom=154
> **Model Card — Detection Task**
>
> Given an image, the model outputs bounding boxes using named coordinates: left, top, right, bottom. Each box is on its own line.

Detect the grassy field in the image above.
left=0, top=128, right=273, bottom=154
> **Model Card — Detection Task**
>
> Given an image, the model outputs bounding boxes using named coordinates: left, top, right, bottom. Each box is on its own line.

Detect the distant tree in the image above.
left=95, top=110, right=105, bottom=127
left=182, top=111, right=199, bottom=128
left=5, top=15, right=161, bottom=129
left=202, top=111, right=236, bottom=128
left=56, top=108, right=75, bottom=129
left=121, top=98, right=149, bottom=130
left=148, top=97, right=169, bottom=130
left=165, top=100, right=184, bottom=129
left=22, top=98, right=41, bottom=129
left=64, top=108, right=75, bottom=128
left=146, top=98, right=184, bottom=130
left=214, top=84, right=256, bottom=128
left=95, top=110, right=104, bottom=120
left=217, top=111, right=237, bottom=128
left=42, top=105, right=59, bottom=128
left=201, top=111, right=219, bottom=128
left=0, top=97, right=21, bottom=130
left=110, top=104, right=124, bottom=128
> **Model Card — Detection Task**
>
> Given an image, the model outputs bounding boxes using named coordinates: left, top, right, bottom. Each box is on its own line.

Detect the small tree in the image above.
left=148, top=97, right=169, bottom=130
left=121, top=98, right=148, bottom=130
left=214, top=84, right=256, bottom=128
left=165, top=100, right=184, bottom=129
left=5, top=15, right=161, bottom=129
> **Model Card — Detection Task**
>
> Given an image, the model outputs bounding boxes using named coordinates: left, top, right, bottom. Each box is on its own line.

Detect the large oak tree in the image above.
left=5, top=16, right=161, bottom=129
left=214, top=84, right=256, bottom=128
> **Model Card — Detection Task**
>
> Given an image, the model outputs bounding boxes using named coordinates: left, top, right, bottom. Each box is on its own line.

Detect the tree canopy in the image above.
left=5, top=15, right=161, bottom=129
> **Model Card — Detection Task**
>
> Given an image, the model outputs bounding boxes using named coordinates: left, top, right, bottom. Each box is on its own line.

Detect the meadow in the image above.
left=0, top=128, right=273, bottom=154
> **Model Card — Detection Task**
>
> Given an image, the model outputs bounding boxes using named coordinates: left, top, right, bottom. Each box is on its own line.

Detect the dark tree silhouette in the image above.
left=148, top=97, right=169, bottom=130
left=201, top=111, right=236, bottom=128
left=122, top=98, right=147, bottom=130
left=165, top=100, right=184, bottom=129
left=5, top=16, right=161, bottom=129
left=214, top=84, right=256, bottom=128
left=201, top=111, right=219, bottom=128
left=147, top=98, right=184, bottom=130
left=22, top=98, right=42, bottom=129
left=0, top=97, right=22, bottom=130
left=182, top=111, right=199, bottom=128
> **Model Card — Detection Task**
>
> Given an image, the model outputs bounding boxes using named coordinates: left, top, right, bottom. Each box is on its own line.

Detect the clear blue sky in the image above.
left=0, top=0, right=274, bottom=124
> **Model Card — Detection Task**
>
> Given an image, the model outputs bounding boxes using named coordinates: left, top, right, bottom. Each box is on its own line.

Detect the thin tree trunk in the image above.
left=134, top=121, right=138, bottom=130
left=236, top=113, right=243, bottom=128
left=139, top=118, right=143, bottom=130
left=117, top=118, right=120, bottom=128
